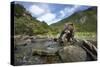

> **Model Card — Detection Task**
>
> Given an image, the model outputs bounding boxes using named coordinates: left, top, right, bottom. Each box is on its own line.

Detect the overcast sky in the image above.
left=15, top=1, right=91, bottom=25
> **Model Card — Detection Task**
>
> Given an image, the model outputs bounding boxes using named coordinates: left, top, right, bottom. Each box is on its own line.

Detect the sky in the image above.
left=15, top=1, right=91, bottom=25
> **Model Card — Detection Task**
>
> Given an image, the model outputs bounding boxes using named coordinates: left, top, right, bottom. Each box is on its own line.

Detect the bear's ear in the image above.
left=71, top=23, right=73, bottom=26
left=69, top=23, right=73, bottom=26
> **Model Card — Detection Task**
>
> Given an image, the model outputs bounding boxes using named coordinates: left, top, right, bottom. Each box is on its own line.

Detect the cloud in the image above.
left=28, top=3, right=81, bottom=24
left=27, top=3, right=89, bottom=24
left=28, top=5, right=45, bottom=16
left=37, top=13, right=56, bottom=24
left=28, top=4, right=57, bottom=25
left=60, top=10, right=65, bottom=17
left=58, top=5, right=81, bottom=20
left=48, top=5, right=81, bottom=24
left=38, top=6, right=79, bottom=24
left=68, top=5, right=80, bottom=12
left=51, top=18, right=62, bottom=24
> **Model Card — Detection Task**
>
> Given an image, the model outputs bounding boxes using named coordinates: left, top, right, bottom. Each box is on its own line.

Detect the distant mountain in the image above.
left=14, top=4, right=51, bottom=35
left=50, top=7, right=97, bottom=33
left=14, top=4, right=97, bottom=36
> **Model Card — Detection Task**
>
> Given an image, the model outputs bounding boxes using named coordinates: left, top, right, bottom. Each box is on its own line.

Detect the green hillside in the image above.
left=14, top=4, right=51, bottom=36
left=14, top=4, right=97, bottom=36
left=50, top=7, right=97, bottom=33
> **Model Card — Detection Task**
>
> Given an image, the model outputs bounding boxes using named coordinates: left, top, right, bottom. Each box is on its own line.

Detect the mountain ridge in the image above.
left=50, top=7, right=97, bottom=33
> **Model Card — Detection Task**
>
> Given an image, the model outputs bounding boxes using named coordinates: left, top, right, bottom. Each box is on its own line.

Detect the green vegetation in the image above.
left=50, top=7, right=97, bottom=33
left=14, top=4, right=97, bottom=37
left=14, top=4, right=52, bottom=36
left=75, top=32, right=96, bottom=40
left=14, top=4, right=26, bottom=18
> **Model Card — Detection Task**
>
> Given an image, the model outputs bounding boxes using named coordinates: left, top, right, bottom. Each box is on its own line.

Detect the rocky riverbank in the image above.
left=14, top=35, right=97, bottom=66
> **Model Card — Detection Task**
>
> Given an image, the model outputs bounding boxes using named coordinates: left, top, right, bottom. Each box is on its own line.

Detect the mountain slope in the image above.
left=14, top=4, right=51, bottom=35
left=50, top=7, right=97, bottom=33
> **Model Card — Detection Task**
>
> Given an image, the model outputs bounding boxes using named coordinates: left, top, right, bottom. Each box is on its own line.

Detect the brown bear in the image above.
left=59, top=22, right=75, bottom=43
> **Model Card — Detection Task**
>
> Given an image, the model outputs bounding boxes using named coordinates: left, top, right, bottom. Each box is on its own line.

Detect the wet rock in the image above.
left=58, top=45, right=87, bottom=62
left=14, top=35, right=22, bottom=39
left=25, top=39, right=32, bottom=45
left=82, top=40, right=97, bottom=60
left=87, top=40, right=97, bottom=48
left=14, top=36, right=97, bottom=65
left=15, top=37, right=32, bottom=46
left=21, top=35, right=30, bottom=40
left=32, top=49, right=57, bottom=56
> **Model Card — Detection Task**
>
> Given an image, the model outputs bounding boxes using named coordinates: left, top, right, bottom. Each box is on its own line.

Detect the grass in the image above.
left=75, top=32, right=97, bottom=40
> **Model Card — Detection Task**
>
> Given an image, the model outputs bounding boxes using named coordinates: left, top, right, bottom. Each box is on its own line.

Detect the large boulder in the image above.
left=58, top=45, right=87, bottom=62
